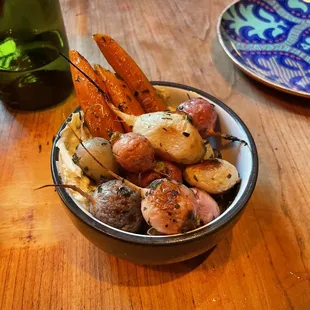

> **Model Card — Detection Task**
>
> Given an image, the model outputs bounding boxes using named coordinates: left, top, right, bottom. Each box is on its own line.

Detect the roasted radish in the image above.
left=112, top=132, right=155, bottom=173
left=177, top=97, right=217, bottom=138
left=127, top=160, right=182, bottom=187
left=191, top=188, right=220, bottom=224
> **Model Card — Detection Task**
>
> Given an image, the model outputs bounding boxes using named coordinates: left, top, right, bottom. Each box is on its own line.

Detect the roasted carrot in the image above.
left=94, top=65, right=145, bottom=132
left=93, top=34, right=167, bottom=113
left=69, top=50, right=123, bottom=139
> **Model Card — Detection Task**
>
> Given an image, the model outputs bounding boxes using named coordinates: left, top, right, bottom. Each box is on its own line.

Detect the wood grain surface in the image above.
left=1, top=0, right=310, bottom=309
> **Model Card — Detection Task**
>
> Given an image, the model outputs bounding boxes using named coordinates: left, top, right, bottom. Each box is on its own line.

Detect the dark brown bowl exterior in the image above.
left=63, top=204, right=244, bottom=265
left=51, top=81, right=258, bottom=265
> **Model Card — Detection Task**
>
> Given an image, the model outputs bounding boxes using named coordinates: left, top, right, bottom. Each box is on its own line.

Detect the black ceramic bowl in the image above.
left=51, top=82, right=258, bottom=265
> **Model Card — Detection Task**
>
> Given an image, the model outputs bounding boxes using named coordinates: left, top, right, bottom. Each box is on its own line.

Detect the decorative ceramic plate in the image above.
left=217, top=0, right=310, bottom=97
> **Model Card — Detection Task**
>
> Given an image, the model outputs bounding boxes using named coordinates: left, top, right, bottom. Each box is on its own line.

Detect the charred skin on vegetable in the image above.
left=93, top=34, right=167, bottom=113
left=95, top=65, right=145, bottom=132
left=69, top=50, right=123, bottom=139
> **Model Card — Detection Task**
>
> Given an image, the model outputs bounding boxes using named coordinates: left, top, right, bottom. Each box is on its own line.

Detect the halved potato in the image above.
left=184, top=159, right=240, bottom=194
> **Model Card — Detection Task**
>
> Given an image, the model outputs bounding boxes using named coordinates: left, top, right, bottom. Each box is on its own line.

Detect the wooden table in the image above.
left=1, top=0, right=310, bottom=309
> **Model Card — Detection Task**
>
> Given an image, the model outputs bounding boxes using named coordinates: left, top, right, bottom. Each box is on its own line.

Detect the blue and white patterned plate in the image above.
left=217, top=0, right=310, bottom=97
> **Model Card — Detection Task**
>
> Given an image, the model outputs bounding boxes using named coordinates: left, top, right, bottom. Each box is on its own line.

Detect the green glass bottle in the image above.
left=0, top=0, right=73, bottom=110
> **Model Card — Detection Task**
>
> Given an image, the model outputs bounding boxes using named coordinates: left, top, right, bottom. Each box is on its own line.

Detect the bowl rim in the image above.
left=51, top=81, right=259, bottom=245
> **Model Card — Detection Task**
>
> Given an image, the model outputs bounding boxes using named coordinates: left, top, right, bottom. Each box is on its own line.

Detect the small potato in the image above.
left=112, top=132, right=155, bottom=173
left=73, top=137, right=119, bottom=182
left=177, top=97, right=217, bottom=138
left=184, top=159, right=240, bottom=194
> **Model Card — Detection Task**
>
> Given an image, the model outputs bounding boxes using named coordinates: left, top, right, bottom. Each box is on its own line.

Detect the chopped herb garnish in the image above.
left=72, top=153, right=80, bottom=165
left=108, top=129, right=114, bottom=138
left=171, top=190, right=178, bottom=197
left=223, top=134, right=248, bottom=146
left=148, top=179, right=163, bottom=190
left=102, top=91, right=110, bottom=102
left=118, top=186, right=132, bottom=197
left=162, top=117, right=173, bottom=120
left=162, top=128, right=168, bottom=131
left=101, top=142, right=107, bottom=146
left=155, top=161, right=165, bottom=171
left=186, top=115, right=193, bottom=124
left=134, top=91, right=138, bottom=97
left=142, top=89, right=150, bottom=94
left=193, top=175, right=199, bottom=182
left=188, top=211, right=196, bottom=221
left=227, top=173, right=232, bottom=179
left=175, top=203, right=181, bottom=209
left=182, top=132, right=190, bottom=137
left=118, top=103, right=125, bottom=112
left=115, top=72, right=124, bottom=80
left=97, top=186, right=103, bottom=193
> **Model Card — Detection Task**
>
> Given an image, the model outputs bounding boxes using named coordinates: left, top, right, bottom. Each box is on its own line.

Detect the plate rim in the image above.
left=216, top=0, right=310, bottom=98
left=50, top=81, right=259, bottom=245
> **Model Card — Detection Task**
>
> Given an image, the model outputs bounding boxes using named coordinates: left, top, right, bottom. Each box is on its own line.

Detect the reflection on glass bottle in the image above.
left=0, top=0, right=73, bottom=110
